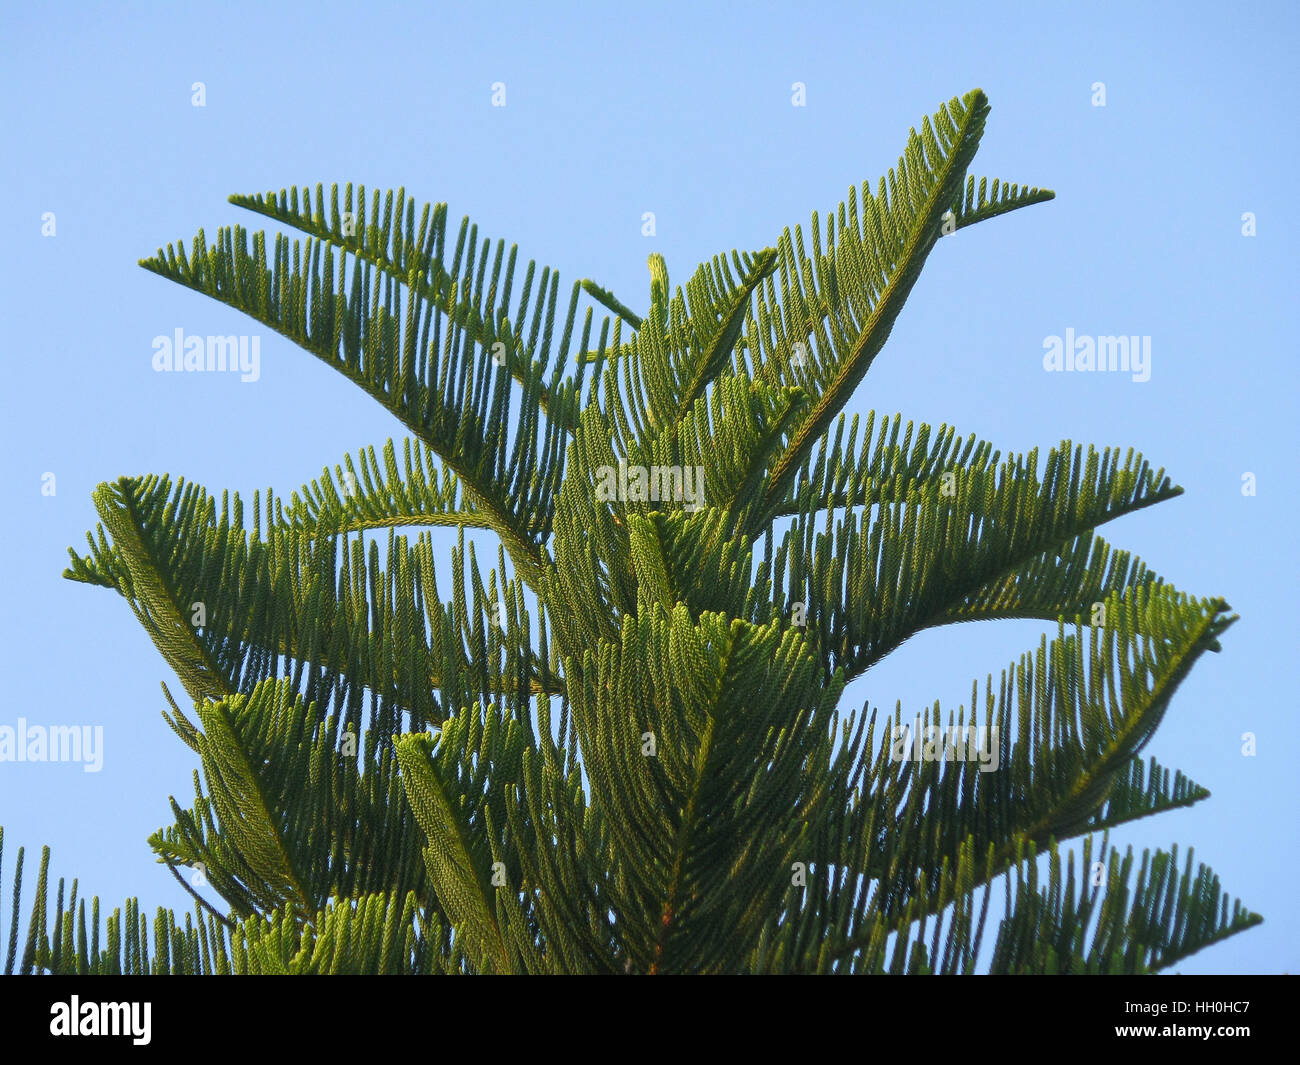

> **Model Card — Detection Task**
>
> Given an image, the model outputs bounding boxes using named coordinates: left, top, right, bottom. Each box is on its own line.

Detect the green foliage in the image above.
left=2, top=89, right=1259, bottom=974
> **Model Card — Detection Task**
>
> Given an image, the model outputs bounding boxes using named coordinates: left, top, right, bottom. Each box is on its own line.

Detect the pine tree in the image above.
left=1, top=89, right=1261, bottom=975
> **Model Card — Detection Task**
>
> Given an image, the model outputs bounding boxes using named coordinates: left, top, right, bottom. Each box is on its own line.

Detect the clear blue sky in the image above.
left=1, top=0, right=1295, bottom=974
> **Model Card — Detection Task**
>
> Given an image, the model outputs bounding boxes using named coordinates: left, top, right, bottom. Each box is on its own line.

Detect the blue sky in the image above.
left=1, top=0, right=1295, bottom=973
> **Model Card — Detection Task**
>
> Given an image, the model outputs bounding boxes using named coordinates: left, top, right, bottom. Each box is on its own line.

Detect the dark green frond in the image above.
left=949, top=173, right=1055, bottom=231
left=769, top=434, right=1182, bottom=680
left=989, top=839, right=1262, bottom=975
left=394, top=706, right=544, bottom=974
left=148, top=678, right=432, bottom=921
left=747, top=90, right=1027, bottom=516
left=277, top=437, right=491, bottom=536
left=139, top=184, right=616, bottom=586
left=773, top=587, right=1235, bottom=970
left=565, top=606, right=847, bottom=973
left=64, top=475, right=553, bottom=734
